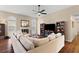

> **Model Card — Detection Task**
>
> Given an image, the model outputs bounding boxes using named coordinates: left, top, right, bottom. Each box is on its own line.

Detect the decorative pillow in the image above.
left=34, top=38, right=49, bottom=47
left=27, top=37, right=49, bottom=47
left=24, top=34, right=30, bottom=37
left=27, top=36, right=37, bottom=43
left=47, top=33, right=56, bottom=41
left=55, top=33, right=62, bottom=38
left=19, top=36, right=34, bottom=50
left=11, top=34, right=17, bottom=40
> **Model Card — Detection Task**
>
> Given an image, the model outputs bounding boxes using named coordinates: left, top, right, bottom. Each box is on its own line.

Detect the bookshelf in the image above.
left=56, top=21, right=65, bottom=35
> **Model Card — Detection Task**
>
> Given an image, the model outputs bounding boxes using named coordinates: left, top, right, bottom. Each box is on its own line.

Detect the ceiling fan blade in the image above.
left=41, top=13, right=47, bottom=14
left=40, top=10, right=45, bottom=13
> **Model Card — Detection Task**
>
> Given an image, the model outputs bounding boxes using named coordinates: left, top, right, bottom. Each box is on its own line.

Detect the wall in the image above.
left=38, top=6, right=79, bottom=42
left=77, top=22, right=79, bottom=33
left=73, top=16, right=79, bottom=33
left=36, top=16, right=45, bottom=35
left=30, top=17, right=37, bottom=35
left=0, top=11, right=32, bottom=36
left=66, top=16, right=77, bottom=42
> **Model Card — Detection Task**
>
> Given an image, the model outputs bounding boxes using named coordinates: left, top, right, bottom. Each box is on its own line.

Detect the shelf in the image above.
left=56, top=21, right=65, bottom=35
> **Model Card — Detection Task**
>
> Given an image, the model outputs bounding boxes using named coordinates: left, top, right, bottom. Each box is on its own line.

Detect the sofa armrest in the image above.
left=11, top=35, right=27, bottom=53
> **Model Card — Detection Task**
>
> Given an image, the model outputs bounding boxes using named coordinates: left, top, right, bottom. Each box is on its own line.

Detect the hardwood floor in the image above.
left=0, top=39, right=13, bottom=53
left=59, top=35, right=79, bottom=53
left=1, top=35, right=79, bottom=53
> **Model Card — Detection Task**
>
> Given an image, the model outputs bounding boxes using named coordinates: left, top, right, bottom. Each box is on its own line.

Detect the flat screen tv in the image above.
left=44, top=24, right=55, bottom=31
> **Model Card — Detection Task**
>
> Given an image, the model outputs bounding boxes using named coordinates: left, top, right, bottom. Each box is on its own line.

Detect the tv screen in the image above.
left=44, top=24, right=55, bottom=31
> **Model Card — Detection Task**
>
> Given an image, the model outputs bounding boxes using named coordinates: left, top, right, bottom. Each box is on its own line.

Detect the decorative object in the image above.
left=21, top=20, right=29, bottom=27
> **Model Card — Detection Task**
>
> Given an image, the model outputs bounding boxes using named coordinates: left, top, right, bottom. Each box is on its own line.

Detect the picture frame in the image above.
left=21, top=20, right=29, bottom=27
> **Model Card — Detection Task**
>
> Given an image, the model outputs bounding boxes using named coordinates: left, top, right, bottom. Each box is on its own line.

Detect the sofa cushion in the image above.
left=27, top=37, right=49, bottom=47
left=19, top=36, right=34, bottom=50
left=34, top=38, right=49, bottom=47
left=55, top=33, right=62, bottom=38
left=47, top=33, right=56, bottom=41
left=27, top=37, right=37, bottom=43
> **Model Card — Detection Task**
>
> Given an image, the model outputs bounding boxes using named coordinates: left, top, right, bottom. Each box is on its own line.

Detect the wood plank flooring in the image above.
left=1, top=35, right=79, bottom=53
left=0, top=39, right=13, bottom=53
left=59, top=35, right=79, bottom=53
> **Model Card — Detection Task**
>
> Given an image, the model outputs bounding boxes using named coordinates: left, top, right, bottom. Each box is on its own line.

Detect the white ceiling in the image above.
left=0, top=5, right=72, bottom=17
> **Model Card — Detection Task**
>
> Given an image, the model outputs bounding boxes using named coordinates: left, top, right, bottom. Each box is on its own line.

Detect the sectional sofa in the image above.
left=11, top=32, right=65, bottom=53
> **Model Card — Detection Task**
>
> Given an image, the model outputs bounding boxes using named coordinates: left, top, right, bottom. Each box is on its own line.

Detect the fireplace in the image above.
left=21, top=29, right=29, bottom=33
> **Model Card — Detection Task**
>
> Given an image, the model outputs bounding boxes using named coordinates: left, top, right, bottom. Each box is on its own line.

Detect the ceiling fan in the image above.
left=32, top=5, right=47, bottom=16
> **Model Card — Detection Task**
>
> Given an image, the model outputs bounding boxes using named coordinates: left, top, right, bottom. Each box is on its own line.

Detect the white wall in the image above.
left=73, top=16, right=79, bottom=33
left=31, top=17, right=37, bottom=35
left=65, top=16, right=77, bottom=42
left=37, top=16, right=47, bottom=35
left=77, top=22, right=79, bottom=33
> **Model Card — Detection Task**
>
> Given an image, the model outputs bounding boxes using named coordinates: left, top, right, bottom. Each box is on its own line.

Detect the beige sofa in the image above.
left=11, top=34, right=64, bottom=53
